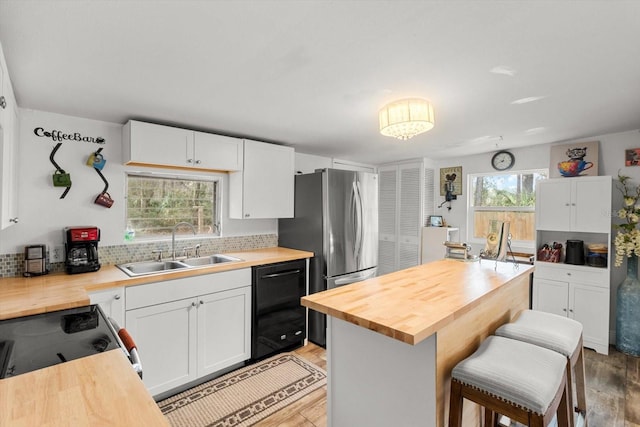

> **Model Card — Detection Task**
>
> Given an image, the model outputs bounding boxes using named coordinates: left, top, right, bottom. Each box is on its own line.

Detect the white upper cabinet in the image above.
left=193, top=131, right=243, bottom=171
left=122, top=120, right=243, bottom=171
left=0, top=44, right=20, bottom=230
left=535, top=176, right=612, bottom=233
left=229, top=139, right=294, bottom=219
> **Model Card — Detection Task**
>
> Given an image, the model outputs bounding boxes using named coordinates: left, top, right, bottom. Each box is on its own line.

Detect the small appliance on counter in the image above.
left=64, top=226, right=101, bottom=274
left=565, top=239, right=585, bottom=265
left=23, top=244, right=49, bottom=277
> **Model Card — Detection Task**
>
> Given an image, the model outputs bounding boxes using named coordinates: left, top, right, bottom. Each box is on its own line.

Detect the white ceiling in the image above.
left=1, top=1, right=639, bottom=165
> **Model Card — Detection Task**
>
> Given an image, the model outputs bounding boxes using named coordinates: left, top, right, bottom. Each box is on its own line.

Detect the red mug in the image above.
left=95, top=192, right=114, bottom=208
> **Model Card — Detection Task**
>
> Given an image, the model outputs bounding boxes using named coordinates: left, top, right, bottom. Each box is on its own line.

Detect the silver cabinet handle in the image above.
left=187, top=158, right=193, bottom=163
left=192, top=301, right=197, bottom=307
left=9, top=217, right=18, bottom=223
left=0, top=96, right=6, bottom=109
left=114, top=294, right=121, bottom=300
left=244, top=213, right=250, bottom=218
left=199, top=300, right=204, bottom=306
left=195, top=160, right=201, bottom=164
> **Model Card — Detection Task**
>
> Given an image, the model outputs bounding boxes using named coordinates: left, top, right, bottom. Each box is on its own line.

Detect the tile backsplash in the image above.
left=1, top=234, right=278, bottom=278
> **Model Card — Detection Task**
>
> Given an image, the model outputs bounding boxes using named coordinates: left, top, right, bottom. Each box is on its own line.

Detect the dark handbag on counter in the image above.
left=52, top=169, right=72, bottom=187
left=94, top=191, right=114, bottom=208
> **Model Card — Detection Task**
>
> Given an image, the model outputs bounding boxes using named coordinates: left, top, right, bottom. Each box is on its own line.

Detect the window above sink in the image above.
left=125, top=172, right=221, bottom=240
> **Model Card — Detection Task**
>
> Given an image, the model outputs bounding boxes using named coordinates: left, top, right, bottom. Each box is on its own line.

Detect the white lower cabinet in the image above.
left=125, top=269, right=251, bottom=396
left=89, top=287, right=125, bottom=327
left=126, top=298, right=198, bottom=396
left=197, top=287, right=251, bottom=377
left=533, top=270, right=609, bottom=355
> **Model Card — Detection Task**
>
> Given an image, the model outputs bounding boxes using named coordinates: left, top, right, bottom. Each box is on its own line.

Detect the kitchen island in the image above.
left=301, top=258, right=533, bottom=427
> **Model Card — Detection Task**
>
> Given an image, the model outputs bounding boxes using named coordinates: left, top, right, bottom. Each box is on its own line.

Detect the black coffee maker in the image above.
left=64, top=226, right=101, bottom=274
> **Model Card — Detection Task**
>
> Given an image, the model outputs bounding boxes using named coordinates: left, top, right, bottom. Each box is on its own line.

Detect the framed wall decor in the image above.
left=549, top=141, right=599, bottom=178
left=625, top=148, right=640, bottom=166
left=439, top=166, right=462, bottom=196
left=429, top=215, right=443, bottom=227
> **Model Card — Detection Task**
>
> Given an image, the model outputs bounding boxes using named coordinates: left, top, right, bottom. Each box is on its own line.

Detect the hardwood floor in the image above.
left=254, top=343, right=326, bottom=427
left=255, top=343, right=640, bottom=427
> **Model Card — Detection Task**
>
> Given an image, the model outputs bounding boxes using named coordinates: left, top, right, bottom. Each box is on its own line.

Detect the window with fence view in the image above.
left=126, top=173, right=220, bottom=238
left=469, top=170, right=547, bottom=242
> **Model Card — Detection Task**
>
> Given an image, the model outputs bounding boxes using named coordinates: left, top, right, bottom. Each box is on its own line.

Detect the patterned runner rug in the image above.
left=157, top=353, right=326, bottom=427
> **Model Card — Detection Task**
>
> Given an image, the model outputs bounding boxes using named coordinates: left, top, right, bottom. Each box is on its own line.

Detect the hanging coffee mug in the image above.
left=87, top=152, right=106, bottom=170
left=94, top=192, right=114, bottom=208
left=52, top=170, right=72, bottom=187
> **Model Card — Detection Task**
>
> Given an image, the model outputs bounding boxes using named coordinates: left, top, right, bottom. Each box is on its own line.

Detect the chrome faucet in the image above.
left=171, top=222, right=196, bottom=260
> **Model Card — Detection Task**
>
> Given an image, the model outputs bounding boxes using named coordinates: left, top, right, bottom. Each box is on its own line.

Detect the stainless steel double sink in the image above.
left=117, top=254, right=242, bottom=277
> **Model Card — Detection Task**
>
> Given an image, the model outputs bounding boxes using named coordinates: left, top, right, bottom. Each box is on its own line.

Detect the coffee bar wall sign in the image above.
left=34, top=127, right=105, bottom=145
left=549, top=141, right=599, bottom=178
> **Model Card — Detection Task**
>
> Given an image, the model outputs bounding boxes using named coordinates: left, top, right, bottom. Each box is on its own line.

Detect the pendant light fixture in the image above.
left=378, top=98, right=435, bottom=140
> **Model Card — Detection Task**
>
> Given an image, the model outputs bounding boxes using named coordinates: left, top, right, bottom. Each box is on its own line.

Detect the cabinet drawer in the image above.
left=534, top=262, right=607, bottom=286
left=126, top=268, right=251, bottom=310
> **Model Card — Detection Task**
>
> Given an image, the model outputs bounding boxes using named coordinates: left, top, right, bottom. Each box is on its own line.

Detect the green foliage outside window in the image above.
left=126, top=174, right=219, bottom=238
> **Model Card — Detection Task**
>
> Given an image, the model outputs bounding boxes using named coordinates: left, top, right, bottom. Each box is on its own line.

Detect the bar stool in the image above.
left=449, top=335, right=571, bottom=427
left=495, top=310, right=587, bottom=427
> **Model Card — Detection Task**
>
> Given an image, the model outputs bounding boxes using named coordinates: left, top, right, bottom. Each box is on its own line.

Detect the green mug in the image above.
left=52, top=170, right=71, bottom=187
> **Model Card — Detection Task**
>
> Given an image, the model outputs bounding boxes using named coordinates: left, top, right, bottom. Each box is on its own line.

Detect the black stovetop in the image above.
left=0, top=305, right=121, bottom=378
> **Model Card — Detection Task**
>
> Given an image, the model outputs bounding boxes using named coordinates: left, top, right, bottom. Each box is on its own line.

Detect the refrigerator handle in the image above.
left=353, top=181, right=363, bottom=262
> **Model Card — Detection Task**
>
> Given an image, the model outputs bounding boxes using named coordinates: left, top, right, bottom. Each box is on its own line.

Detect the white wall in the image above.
left=0, top=109, right=276, bottom=254
left=428, top=129, right=640, bottom=338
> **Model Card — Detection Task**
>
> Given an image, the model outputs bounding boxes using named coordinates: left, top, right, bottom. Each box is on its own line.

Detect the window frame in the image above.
left=466, top=168, right=547, bottom=250
left=124, top=171, right=222, bottom=241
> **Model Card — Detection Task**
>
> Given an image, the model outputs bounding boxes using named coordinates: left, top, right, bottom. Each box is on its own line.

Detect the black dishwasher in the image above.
left=251, top=259, right=306, bottom=360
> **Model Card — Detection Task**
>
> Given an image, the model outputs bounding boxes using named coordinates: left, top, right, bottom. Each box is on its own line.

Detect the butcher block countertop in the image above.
left=301, top=259, right=534, bottom=345
left=0, top=349, right=170, bottom=427
left=0, top=247, right=313, bottom=320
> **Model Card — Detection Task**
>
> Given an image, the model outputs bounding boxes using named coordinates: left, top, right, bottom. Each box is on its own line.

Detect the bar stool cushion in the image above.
left=451, top=336, right=567, bottom=414
left=495, top=310, right=582, bottom=357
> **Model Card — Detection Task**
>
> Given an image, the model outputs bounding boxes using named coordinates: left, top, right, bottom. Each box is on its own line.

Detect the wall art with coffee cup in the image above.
left=549, top=140, right=599, bottom=178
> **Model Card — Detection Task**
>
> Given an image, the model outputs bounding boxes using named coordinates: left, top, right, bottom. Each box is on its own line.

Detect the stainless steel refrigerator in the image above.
left=278, top=168, right=378, bottom=347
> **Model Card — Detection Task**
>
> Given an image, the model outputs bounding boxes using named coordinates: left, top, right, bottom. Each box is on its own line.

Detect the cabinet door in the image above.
left=536, top=180, right=571, bottom=231
left=229, top=140, right=294, bottom=219
left=127, top=121, right=192, bottom=167
left=193, top=131, right=243, bottom=171
left=126, top=298, right=198, bottom=396
left=0, top=69, right=19, bottom=230
left=570, top=283, right=609, bottom=351
left=89, top=288, right=125, bottom=327
left=532, top=277, right=569, bottom=317
left=197, top=286, right=251, bottom=377
left=573, top=178, right=612, bottom=232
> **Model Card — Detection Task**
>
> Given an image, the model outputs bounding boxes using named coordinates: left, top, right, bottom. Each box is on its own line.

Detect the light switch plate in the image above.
left=51, top=245, right=65, bottom=263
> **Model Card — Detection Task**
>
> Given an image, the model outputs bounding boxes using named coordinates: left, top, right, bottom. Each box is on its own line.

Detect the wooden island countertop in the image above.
left=302, top=259, right=534, bottom=427
left=302, top=258, right=534, bottom=345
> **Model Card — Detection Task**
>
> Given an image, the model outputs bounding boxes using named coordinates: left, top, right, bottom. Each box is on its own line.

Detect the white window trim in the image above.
left=466, top=168, right=547, bottom=251
left=125, top=170, right=222, bottom=242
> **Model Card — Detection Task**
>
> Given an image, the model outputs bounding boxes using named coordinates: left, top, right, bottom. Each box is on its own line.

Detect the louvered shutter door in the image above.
left=423, top=168, right=435, bottom=226
left=397, top=163, right=422, bottom=269
left=378, top=166, right=397, bottom=275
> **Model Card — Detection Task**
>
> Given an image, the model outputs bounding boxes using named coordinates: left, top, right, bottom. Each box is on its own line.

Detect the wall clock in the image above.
left=491, top=150, right=515, bottom=171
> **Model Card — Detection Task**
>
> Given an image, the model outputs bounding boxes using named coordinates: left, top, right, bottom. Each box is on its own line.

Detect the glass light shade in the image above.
left=379, top=98, right=435, bottom=140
